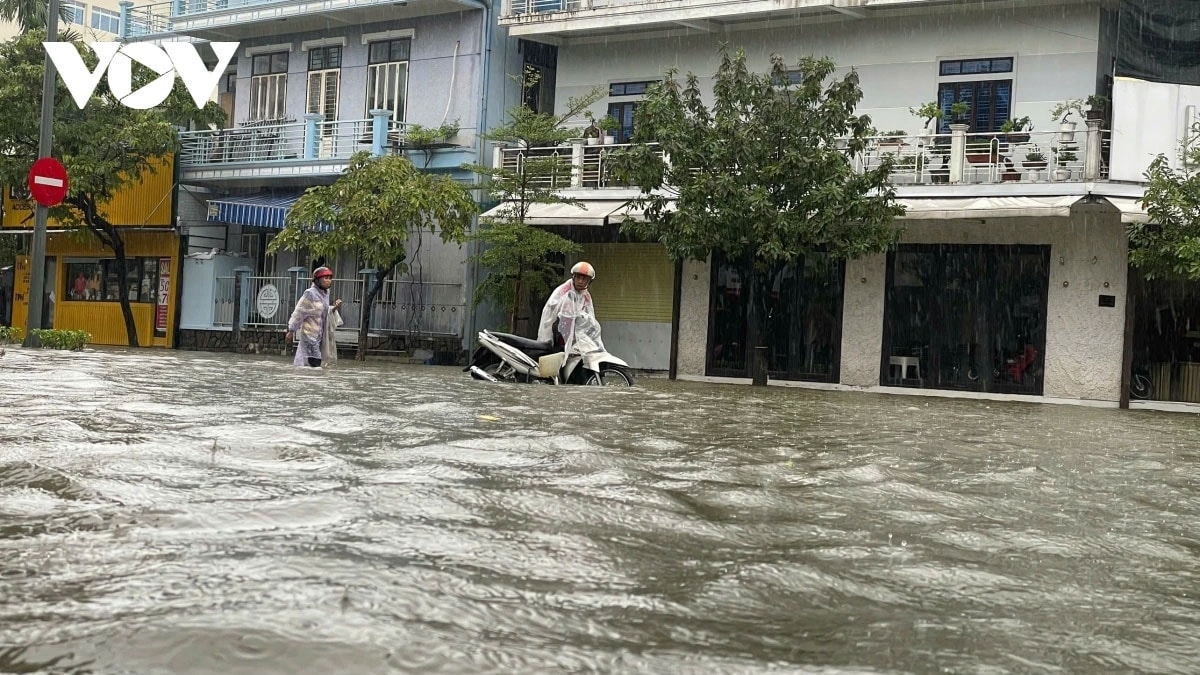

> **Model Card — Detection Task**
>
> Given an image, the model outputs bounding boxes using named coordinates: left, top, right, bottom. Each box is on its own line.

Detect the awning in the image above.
left=206, top=193, right=302, bottom=230
left=480, top=200, right=623, bottom=227
left=897, top=195, right=1085, bottom=220
left=1103, top=196, right=1150, bottom=224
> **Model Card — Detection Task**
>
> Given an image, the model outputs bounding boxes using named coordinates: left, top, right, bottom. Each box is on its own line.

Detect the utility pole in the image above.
left=24, top=0, right=60, bottom=346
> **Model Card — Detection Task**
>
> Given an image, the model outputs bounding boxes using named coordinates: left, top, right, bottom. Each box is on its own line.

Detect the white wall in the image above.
left=555, top=4, right=1101, bottom=138
left=1109, top=76, right=1200, bottom=182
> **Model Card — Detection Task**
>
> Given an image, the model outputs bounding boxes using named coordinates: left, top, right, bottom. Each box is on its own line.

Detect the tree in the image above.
left=0, top=32, right=226, bottom=346
left=609, top=45, right=906, bottom=385
left=0, top=0, right=76, bottom=36
left=1135, top=125, right=1200, bottom=281
left=269, top=152, right=476, bottom=360
left=465, top=67, right=602, bottom=333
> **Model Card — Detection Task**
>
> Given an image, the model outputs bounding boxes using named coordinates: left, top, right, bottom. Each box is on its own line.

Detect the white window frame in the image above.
left=249, top=51, right=288, bottom=121
left=63, top=1, right=86, bottom=24
left=90, top=6, right=119, bottom=33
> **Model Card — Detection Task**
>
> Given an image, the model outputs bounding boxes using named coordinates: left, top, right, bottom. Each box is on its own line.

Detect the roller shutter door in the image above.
left=580, top=243, right=673, bottom=323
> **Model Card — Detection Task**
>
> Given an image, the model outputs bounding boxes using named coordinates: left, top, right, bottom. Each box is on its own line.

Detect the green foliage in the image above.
left=464, top=67, right=602, bottom=330
left=30, top=328, right=89, bottom=350
left=608, top=45, right=905, bottom=267
left=909, top=101, right=943, bottom=127
left=483, top=65, right=605, bottom=147
left=949, top=101, right=971, bottom=121
left=468, top=218, right=580, bottom=315
left=1135, top=128, right=1200, bottom=280
left=0, top=235, right=18, bottom=267
left=404, top=121, right=461, bottom=147
left=1051, top=99, right=1085, bottom=124
left=0, top=325, right=23, bottom=344
left=270, top=152, right=475, bottom=358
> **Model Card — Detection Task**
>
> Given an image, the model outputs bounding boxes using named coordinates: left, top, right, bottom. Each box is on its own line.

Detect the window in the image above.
left=937, top=80, right=1012, bottom=133
left=366, top=39, right=410, bottom=124
left=63, top=1, right=86, bottom=24
left=64, top=258, right=160, bottom=303
left=609, top=80, right=657, bottom=96
left=939, top=58, right=1013, bottom=76
left=90, top=6, right=118, bottom=33
left=249, top=52, right=288, bottom=121
left=606, top=80, right=658, bottom=143
left=606, top=101, right=638, bottom=143
left=936, top=56, right=1014, bottom=134
left=306, top=46, right=341, bottom=130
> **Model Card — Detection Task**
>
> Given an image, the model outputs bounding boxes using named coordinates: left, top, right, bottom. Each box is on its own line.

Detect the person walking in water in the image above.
left=286, top=266, right=344, bottom=368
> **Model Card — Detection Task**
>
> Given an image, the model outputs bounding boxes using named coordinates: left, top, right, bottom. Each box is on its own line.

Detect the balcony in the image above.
left=177, top=113, right=475, bottom=184
left=121, top=0, right=472, bottom=41
left=499, top=0, right=953, bottom=39
left=493, top=122, right=1111, bottom=192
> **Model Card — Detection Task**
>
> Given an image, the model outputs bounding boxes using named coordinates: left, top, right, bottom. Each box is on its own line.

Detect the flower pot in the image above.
left=1059, top=122, right=1077, bottom=143
left=586, top=137, right=600, bottom=146
left=1023, top=161, right=1048, bottom=171
left=602, top=135, right=615, bottom=145
left=1053, top=167, right=1072, bottom=181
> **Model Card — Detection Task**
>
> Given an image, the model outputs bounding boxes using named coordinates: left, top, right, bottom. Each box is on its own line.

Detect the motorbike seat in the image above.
left=490, top=331, right=554, bottom=353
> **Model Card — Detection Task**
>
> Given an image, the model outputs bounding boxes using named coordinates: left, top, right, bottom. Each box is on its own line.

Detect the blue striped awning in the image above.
left=206, top=193, right=302, bottom=230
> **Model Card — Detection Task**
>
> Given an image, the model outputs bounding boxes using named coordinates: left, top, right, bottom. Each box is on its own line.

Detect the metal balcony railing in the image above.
left=494, top=122, right=1111, bottom=189
left=178, top=115, right=411, bottom=169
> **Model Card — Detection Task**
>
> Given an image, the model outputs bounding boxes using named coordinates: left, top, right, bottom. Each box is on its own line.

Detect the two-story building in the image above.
left=490, top=0, right=1190, bottom=407
left=120, top=0, right=521, bottom=352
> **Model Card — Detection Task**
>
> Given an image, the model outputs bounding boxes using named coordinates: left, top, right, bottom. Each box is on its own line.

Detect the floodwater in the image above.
left=1, top=347, right=1199, bottom=674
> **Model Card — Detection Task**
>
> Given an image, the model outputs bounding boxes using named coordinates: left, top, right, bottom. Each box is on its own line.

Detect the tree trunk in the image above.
left=110, top=235, right=139, bottom=347
left=76, top=199, right=139, bottom=347
left=747, top=263, right=768, bottom=386
left=357, top=265, right=392, bottom=361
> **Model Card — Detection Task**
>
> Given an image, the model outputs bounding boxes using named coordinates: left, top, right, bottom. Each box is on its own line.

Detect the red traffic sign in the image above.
left=27, top=157, right=68, bottom=207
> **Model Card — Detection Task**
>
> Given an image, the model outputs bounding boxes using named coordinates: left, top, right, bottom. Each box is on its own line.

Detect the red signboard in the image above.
left=27, top=157, right=68, bottom=207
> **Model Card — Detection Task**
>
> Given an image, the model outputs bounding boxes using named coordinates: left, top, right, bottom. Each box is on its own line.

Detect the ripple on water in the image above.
left=2, top=348, right=1200, bottom=674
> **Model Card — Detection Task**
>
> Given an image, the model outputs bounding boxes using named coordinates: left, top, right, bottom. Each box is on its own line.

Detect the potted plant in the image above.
left=949, top=101, right=971, bottom=125
left=999, top=116, right=1032, bottom=144
left=583, top=111, right=602, bottom=146
left=909, top=101, right=943, bottom=136
left=1085, top=94, right=1109, bottom=121
left=1050, top=99, right=1085, bottom=142
left=1023, top=149, right=1048, bottom=171
left=597, top=115, right=619, bottom=144
left=1053, top=147, right=1076, bottom=181
left=878, top=130, right=908, bottom=151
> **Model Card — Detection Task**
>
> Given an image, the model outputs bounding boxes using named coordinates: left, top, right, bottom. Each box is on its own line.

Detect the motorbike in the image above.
left=465, top=329, right=635, bottom=386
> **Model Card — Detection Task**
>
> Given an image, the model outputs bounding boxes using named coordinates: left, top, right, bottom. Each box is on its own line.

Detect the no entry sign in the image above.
left=27, top=157, right=68, bottom=207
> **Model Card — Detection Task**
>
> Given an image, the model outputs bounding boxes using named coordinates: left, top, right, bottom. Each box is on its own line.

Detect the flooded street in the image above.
left=1, top=347, right=1199, bottom=674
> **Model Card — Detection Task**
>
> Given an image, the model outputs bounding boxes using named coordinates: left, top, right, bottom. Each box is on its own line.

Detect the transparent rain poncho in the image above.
left=537, top=279, right=605, bottom=356
left=287, top=285, right=342, bottom=367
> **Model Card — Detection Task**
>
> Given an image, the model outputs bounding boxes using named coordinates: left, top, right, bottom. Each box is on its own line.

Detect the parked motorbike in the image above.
left=466, top=329, right=635, bottom=386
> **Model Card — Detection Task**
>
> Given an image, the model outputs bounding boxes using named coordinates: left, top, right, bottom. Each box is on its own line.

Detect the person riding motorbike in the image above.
left=537, top=261, right=605, bottom=356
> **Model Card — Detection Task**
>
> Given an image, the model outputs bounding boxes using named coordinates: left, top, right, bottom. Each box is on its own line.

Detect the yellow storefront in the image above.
left=3, top=158, right=181, bottom=347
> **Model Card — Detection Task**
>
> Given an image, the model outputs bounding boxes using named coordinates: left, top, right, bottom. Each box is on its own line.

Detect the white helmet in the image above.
left=571, top=261, right=596, bottom=280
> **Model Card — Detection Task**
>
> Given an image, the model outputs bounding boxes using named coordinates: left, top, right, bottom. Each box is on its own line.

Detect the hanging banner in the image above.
left=155, top=258, right=171, bottom=337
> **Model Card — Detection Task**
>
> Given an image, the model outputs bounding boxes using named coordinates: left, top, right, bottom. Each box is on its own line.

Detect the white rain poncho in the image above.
left=287, top=285, right=343, bottom=367
left=537, top=279, right=605, bottom=356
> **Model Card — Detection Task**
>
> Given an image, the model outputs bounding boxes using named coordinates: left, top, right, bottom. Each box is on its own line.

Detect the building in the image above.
left=493, top=0, right=1190, bottom=408
left=120, top=0, right=521, bottom=352
left=2, top=158, right=183, bottom=347
left=0, top=0, right=123, bottom=42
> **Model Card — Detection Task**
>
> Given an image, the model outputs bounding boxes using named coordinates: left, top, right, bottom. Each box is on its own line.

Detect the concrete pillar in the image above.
left=1084, top=119, right=1103, bottom=180
left=369, top=109, right=391, bottom=157
left=303, top=113, right=322, bottom=160
left=949, top=124, right=968, bottom=184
